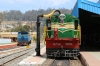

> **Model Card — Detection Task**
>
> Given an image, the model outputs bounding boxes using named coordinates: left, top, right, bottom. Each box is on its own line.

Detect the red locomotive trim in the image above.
left=54, top=28, right=58, bottom=40
left=46, top=38, right=79, bottom=41
left=46, top=38, right=80, bottom=48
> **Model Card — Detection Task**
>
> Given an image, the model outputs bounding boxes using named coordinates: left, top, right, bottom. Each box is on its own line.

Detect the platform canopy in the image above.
left=71, top=0, right=100, bottom=48
left=97, top=0, right=100, bottom=3
left=71, top=0, right=100, bottom=18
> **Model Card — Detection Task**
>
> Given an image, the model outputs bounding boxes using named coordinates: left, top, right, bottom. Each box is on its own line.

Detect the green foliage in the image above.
left=11, top=25, right=30, bottom=32
left=4, top=10, right=22, bottom=21
left=3, top=8, right=72, bottom=21
left=33, top=36, right=37, bottom=41
left=0, top=12, right=4, bottom=24
left=33, top=36, right=37, bottom=43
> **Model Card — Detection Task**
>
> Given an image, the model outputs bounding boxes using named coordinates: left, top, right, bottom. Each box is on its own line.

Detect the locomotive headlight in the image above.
left=59, top=14, right=66, bottom=20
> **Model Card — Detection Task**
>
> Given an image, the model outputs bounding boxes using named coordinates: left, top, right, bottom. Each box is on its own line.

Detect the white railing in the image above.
left=0, top=39, right=11, bottom=44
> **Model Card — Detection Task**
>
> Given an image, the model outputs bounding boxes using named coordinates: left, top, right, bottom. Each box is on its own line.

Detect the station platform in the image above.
left=18, top=47, right=46, bottom=66
left=0, top=43, right=17, bottom=50
left=18, top=46, right=100, bottom=66
left=80, top=51, right=100, bottom=66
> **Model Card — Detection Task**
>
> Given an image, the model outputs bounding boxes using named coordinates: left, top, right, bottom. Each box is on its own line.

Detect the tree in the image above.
left=0, top=12, right=4, bottom=26
left=4, top=10, right=22, bottom=21
left=3, top=8, right=72, bottom=21
left=11, top=25, right=30, bottom=32
left=23, top=25, right=30, bottom=31
left=33, top=36, right=37, bottom=43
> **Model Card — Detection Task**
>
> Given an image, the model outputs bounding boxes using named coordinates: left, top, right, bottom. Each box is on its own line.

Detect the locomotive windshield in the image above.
left=18, top=32, right=29, bottom=36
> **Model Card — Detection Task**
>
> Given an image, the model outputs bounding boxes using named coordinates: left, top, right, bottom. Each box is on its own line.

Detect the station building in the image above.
left=0, top=32, right=36, bottom=42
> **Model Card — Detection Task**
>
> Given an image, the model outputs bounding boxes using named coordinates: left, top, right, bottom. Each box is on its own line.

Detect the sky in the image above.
left=0, top=0, right=99, bottom=13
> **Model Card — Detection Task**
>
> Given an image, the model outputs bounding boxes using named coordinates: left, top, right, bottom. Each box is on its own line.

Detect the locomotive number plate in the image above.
left=53, top=43, right=61, bottom=46
left=65, top=43, right=73, bottom=45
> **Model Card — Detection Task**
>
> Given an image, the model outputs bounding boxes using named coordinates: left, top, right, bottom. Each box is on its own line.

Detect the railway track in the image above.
left=0, top=46, right=33, bottom=66
left=0, top=44, right=45, bottom=66
left=42, top=58, right=55, bottom=66
left=42, top=57, right=82, bottom=66
left=51, top=59, right=70, bottom=66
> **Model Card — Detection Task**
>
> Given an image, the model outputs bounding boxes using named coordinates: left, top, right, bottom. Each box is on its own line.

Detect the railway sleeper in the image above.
left=0, top=47, right=32, bottom=65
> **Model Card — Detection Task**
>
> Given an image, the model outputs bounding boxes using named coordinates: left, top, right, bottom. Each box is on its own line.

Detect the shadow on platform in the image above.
left=80, top=45, right=100, bottom=52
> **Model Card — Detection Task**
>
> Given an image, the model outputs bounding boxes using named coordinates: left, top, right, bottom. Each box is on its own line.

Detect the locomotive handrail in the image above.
left=75, top=25, right=81, bottom=45
left=43, top=10, right=61, bottom=45
left=79, top=25, right=81, bottom=45
left=43, top=26, right=47, bottom=44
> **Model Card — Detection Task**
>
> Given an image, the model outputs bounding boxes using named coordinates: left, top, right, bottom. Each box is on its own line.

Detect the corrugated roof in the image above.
left=97, top=0, right=100, bottom=3
left=71, top=0, right=100, bottom=18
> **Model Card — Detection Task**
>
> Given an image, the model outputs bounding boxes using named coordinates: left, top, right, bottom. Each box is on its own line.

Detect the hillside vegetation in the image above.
left=3, top=8, right=72, bottom=21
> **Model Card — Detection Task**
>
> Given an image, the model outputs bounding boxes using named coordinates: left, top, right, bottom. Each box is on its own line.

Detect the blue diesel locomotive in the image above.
left=17, top=32, right=32, bottom=46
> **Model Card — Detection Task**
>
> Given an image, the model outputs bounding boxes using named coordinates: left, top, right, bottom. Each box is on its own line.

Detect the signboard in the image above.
left=11, top=32, right=18, bottom=34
